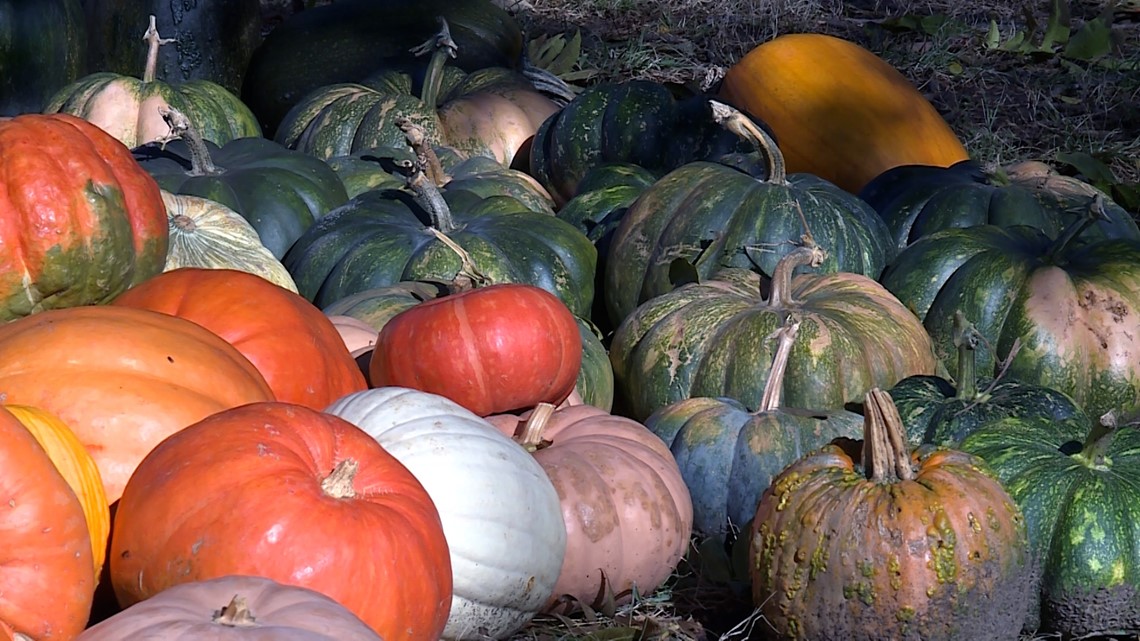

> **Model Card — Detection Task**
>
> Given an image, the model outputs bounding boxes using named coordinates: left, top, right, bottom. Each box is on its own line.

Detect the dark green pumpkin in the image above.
left=604, top=101, right=895, bottom=327
left=890, top=310, right=1089, bottom=447
left=880, top=211, right=1140, bottom=420
left=609, top=245, right=938, bottom=421
left=960, top=413, right=1140, bottom=636
left=860, top=159, right=1140, bottom=250
left=132, top=112, right=348, bottom=259
left=0, top=0, right=86, bottom=116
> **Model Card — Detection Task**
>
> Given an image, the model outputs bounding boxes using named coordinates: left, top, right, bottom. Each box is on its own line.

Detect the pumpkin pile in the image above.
left=2, top=2, right=1138, bottom=640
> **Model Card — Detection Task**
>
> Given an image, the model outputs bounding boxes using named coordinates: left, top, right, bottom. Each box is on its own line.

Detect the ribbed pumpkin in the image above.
left=45, top=17, right=260, bottom=147
left=610, top=244, right=939, bottom=421
left=0, top=113, right=168, bottom=322
left=0, top=0, right=86, bottom=116
left=750, top=389, right=1030, bottom=640
left=3, top=404, right=109, bottom=578
left=0, top=406, right=95, bottom=640
left=718, top=33, right=969, bottom=194
left=110, top=402, right=453, bottom=641
left=161, top=191, right=299, bottom=293
left=113, top=268, right=366, bottom=410
left=603, top=101, right=895, bottom=326
left=0, top=305, right=274, bottom=502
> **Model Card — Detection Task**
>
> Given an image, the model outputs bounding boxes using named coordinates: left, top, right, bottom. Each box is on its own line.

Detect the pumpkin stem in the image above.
left=171, top=214, right=197, bottom=232
left=320, top=459, right=358, bottom=499
left=398, top=118, right=449, bottom=187
left=395, top=156, right=455, bottom=232
left=410, top=17, right=458, bottom=108
left=141, top=15, right=175, bottom=84
left=1044, top=193, right=1107, bottom=262
left=862, top=389, right=915, bottom=483
left=155, top=107, right=223, bottom=176
left=518, top=402, right=558, bottom=452
left=1075, top=411, right=1120, bottom=470
left=213, top=595, right=258, bottom=627
left=951, top=310, right=981, bottom=400
left=757, top=319, right=801, bottom=413
left=765, top=241, right=826, bottom=309
left=427, top=228, right=490, bottom=289
left=707, top=99, right=786, bottom=184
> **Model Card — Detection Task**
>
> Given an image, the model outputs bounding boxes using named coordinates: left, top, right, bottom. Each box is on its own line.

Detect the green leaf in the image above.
left=947, top=60, right=964, bottom=75
left=1056, top=151, right=1117, bottom=184
left=1063, top=14, right=1114, bottom=60
left=1040, top=0, right=1072, bottom=50
left=984, top=20, right=1002, bottom=49
left=547, top=30, right=584, bottom=76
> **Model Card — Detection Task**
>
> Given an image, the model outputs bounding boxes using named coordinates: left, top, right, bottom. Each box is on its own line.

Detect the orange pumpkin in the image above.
left=0, top=406, right=95, bottom=639
left=0, top=305, right=274, bottom=502
left=718, top=33, right=969, bottom=193
left=4, top=404, right=110, bottom=578
left=113, top=268, right=366, bottom=409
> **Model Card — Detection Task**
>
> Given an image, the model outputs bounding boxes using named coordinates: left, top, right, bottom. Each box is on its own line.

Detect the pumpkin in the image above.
left=3, top=404, right=110, bottom=579
left=0, top=406, right=95, bottom=640
left=133, top=107, right=349, bottom=258
left=323, top=280, right=456, bottom=329
left=0, top=113, right=168, bottom=322
left=45, top=17, right=261, bottom=147
left=328, top=314, right=379, bottom=358
left=110, top=402, right=453, bottom=641
left=880, top=208, right=1140, bottom=419
left=0, top=305, right=274, bottom=502
left=718, top=33, right=969, bottom=194
left=326, top=387, right=567, bottom=640
left=161, top=190, right=300, bottom=293
left=112, top=268, right=366, bottom=410
left=604, top=101, right=895, bottom=326
left=959, top=411, right=1140, bottom=636
left=485, top=403, right=693, bottom=611
left=372, top=282, right=581, bottom=415
left=860, top=159, right=1140, bottom=250
left=750, top=389, right=1030, bottom=640
left=0, top=0, right=86, bottom=116
left=77, top=575, right=383, bottom=640
left=889, top=310, right=1089, bottom=447
left=644, top=320, right=863, bottom=538
left=610, top=243, right=939, bottom=421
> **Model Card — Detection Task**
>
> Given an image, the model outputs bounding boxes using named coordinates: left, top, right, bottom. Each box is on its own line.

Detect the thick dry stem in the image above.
left=765, top=242, right=826, bottom=309
left=397, top=117, right=448, bottom=187
left=427, top=228, right=489, bottom=289
left=156, top=106, right=222, bottom=176
left=141, top=15, right=175, bottom=84
left=757, top=319, right=801, bottom=413
left=213, top=595, right=257, bottom=627
left=707, top=99, right=786, bottom=184
left=862, top=389, right=915, bottom=483
left=518, top=402, right=558, bottom=452
left=320, top=459, right=358, bottom=499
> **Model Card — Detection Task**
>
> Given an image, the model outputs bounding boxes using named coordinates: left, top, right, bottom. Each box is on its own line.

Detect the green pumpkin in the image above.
left=604, top=101, right=895, bottom=328
left=860, top=159, right=1140, bottom=250
left=0, top=0, right=86, bottom=116
left=644, top=320, right=863, bottom=537
left=880, top=209, right=1140, bottom=420
left=960, top=413, right=1140, bottom=636
left=889, top=310, right=1089, bottom=447
left=610, top=244, right=938, bottom=421
left=131, top=109, right=348, bottom=259
left=328, top=146, right=466, bottom=198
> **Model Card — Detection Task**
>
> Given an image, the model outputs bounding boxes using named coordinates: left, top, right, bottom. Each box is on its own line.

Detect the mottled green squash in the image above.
left=0, top=0, right=86, bottom=116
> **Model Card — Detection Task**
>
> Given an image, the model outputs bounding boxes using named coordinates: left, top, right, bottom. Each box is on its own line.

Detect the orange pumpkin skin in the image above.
left=372, top=283, right=583, bottom=416
left=0, top=406, right=96, bottom=639
left=718, top=34, right=969, bottom=194
left=0, top=113, right=168, bottom=321
left=113, top=268, right=367, bottom=409
left=110, top=402, right=453, bottom=641
left=0, top=305, right=274, bottom=503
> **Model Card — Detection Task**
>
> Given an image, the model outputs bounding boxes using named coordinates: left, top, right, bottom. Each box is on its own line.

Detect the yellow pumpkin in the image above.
left=4, top=405, right=110, bottom=578
left=718, top=33, right=969, bottom=193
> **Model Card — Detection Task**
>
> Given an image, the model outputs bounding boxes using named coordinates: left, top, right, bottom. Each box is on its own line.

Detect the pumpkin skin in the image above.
left=77, top=575, right=383, bottom=640
left=110, top=402, right=453, bottom=641
left=0, top=0, right=86, bottom=116
left=326, top=387, right=567, bottom=640
left=373, top=283, right=582, bottom=416
left=112, top=268, right=366, bottom=410
left=0, top=406, right=95, bottom=640
left=3, top=404, right=110, bottom=579
left=718, top=33, right=969, bottom=194
left=0, top=305, right=274, bottom=502
left=750, top=389, right=1030, bottom=640
left=485, top=404, right=693, bottom=611
left=0, top=113, right=168, bottom=322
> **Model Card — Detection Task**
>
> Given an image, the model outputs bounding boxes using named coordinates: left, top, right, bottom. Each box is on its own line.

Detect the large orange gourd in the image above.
left=718, top=33, right=969, bottom=193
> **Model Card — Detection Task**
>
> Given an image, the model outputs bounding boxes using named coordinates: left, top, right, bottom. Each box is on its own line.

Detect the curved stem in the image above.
left=410, top=17, right=458, bottom=108
left=518, top=402, right=557, bottom=452
left=765, top=241, right=826, bottom=308
left=213, top=595, right=258, bottom=627
left=141, top=15, right=175, bottom=84
left=1044, top=193, right=1107, bottom=262
left=757, top=319, right=801, bottom=413
left=401, top=162, right=453, bottom=232
left=863, top=389, right=915, bottom=482
left=156, top=107, right=222, bottom=176
left=397, top=118, right=448, bottom=187
left=427, top=228, right=489, bottom=289
left=707, top=99, right=786, bottom=184
left=951, top=310, right=981, bottom=400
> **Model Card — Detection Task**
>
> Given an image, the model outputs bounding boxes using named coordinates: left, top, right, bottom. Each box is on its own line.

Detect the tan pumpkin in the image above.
left=327, top=314, right=379, bottom=384
left=718, top=33, right=969, bottom=194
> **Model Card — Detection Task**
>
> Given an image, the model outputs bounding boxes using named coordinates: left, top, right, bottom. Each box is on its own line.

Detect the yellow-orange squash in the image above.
left=718, top=33, right=969, bottom=193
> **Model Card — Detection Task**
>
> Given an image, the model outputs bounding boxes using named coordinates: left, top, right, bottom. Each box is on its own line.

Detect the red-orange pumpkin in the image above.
left=371, top=283, right=582, bottom=416
left=110, top=402, right=453, bottom=641
left=113, top=268, right=366, bottom=409
left=0, top=305, right=274, bottom=502
left=0, top=406, right=95, bottom=639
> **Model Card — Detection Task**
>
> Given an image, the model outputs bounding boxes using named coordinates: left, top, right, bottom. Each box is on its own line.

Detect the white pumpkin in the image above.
left=325, top=387, right=567, bottom=640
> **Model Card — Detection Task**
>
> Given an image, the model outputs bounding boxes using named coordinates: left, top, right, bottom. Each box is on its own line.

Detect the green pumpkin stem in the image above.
left=213, top=595, right=258, bottom=627
left=410, top=17, right=458, bottom=108
left=1044, top=193, right=1108, bottom=262
left=518, top=402, right=557, bottom=452
left=1077, top=411, right=1120, bottom=469
left=757, top=319, right=801, bottom=413
left=951, top=310, right=981, bottom=400
left=156, top=107, right=221, bottom=176
left=863, top=389, right=915, bottom=483
left=707, top=99, right=786, bottom=184
left=141, top=15, right=175, bottom=84
left=766, top=242, right=826, bottom=309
